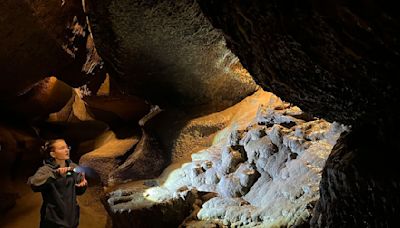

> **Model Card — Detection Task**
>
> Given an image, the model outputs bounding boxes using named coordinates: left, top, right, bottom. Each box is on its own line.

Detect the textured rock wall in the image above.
left=197, top=0, right=400, bottom=126
left=197, top=0, right=400, bottom=226
left=311, top=125, right=400, bottom=227
left=85, top=0, right=257, bottom=110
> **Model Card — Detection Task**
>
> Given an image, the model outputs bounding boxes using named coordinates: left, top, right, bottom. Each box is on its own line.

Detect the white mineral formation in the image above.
left=144, top=101, right=347, bottom=227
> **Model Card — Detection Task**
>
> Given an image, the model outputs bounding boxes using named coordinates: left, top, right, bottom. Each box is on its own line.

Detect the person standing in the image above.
left=28, top=139, right=88, bottom=228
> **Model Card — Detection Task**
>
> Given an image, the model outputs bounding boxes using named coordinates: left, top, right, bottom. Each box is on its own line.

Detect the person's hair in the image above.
left=40, top=139, right=63, bottom=159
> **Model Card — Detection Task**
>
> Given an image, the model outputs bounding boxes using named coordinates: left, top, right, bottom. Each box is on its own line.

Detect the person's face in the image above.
left=50, top=139, right=70, bottom=161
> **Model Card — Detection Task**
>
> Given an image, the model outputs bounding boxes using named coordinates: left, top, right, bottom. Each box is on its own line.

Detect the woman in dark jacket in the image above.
left=28, top=139, right=88, bottom=228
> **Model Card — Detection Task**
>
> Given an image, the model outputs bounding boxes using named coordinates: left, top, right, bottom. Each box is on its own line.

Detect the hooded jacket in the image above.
left=28, top=159, right=87, bottom=228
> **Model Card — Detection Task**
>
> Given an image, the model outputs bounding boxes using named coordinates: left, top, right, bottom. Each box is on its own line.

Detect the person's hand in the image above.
left=56, top=167, right=72, bottom=175
left=75, top=172, right=88, bottom=187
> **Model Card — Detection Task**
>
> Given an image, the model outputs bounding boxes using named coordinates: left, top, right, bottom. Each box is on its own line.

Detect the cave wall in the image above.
left=197, top=0, right=399, bottom=126
left=0, top=0, right=103, bottom=102
left=85, top=0, right=257, bottom=110
left=312, top=125, right=400, bottom=227
left=197, top=0, right=400, bottom=227
left=2, top=0, right=400, bottom=226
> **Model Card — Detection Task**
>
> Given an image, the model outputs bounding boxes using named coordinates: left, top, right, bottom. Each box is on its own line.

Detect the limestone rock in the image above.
left=154, top=102, right=346, bottom=226
left=85, top=0, right=257, bottom=110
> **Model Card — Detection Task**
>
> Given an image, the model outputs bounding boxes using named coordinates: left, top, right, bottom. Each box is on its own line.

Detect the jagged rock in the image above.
left=197, top=197, right=255, bottom=226
left=154, top=103, right=345, bottom=226
left=256, top=105, right=305, bottom=127
left=196, top=4, right=400, bottom=224
left=239, top=126, right=266, bottom=146
left=227, top=129, right=245, bottom=147
left=216, top=163, right=259, bottom=198
left=265, top=125, right=286, bottom=146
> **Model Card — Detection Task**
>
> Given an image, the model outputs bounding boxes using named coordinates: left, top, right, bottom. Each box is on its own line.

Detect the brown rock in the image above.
left=109, top=129, right=168, bottom=184
left=85, top=0, right=257, bottom=111
left=5, top=77, right=73, bottom=119
left=48, top=88, right=95, bottom=122
left=79, top=130, right=141, bottom=185
left=84, top=95, right=150, bottom=124
left=0, top=0, right=102, bottom=100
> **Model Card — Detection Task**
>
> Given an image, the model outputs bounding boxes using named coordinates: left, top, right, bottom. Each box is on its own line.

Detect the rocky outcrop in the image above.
left=197, top=0, right=400, bottom=126
left=197, top=1, right=400, bottom=226
left=85, top=0, right=257, bottom=111
left=143, top=97, right=346, bottom=227
left=103, top=182, right=197, bottom=228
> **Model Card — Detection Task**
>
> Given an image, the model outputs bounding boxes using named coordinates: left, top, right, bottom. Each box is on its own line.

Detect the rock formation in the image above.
left=197, top=1, right=400, bottom=226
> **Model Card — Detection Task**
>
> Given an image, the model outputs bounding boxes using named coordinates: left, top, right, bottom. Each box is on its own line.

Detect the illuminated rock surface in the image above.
left=2, top=0, right=400, bottom=227
left=104, top=91, right=346, bottom=227
left=197, top=1, right=400, bottom=226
